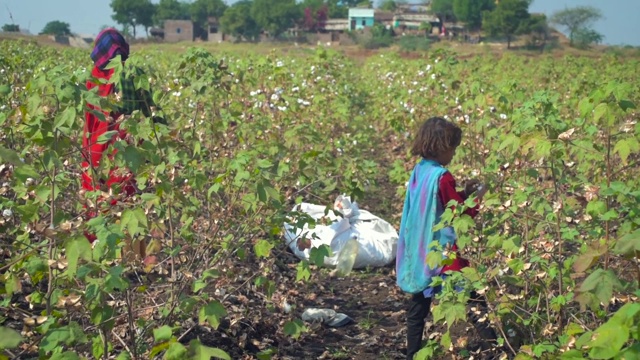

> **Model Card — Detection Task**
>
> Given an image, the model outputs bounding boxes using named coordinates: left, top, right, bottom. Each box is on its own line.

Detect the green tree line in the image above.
left=107, top=0, right=603, bottom=47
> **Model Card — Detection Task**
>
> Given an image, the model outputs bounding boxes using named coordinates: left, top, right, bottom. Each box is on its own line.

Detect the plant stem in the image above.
left=46, top=129, right=58, bottom=316
left=604, top=130, right=612, bottom=271
left=126, top=288, right=138, bottom=360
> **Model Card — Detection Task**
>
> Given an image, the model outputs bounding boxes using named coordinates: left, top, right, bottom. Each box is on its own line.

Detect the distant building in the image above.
left=164, top=20, right=193, bottom=43
left=348, top=8, right=375, bottom=30
left=324, top=19, right=349, bottom=32
left=393, top=13, right=439, bottom=31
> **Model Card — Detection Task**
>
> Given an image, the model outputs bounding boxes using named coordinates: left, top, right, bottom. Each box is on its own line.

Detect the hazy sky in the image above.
left=2, top=0, right=639, bottom=46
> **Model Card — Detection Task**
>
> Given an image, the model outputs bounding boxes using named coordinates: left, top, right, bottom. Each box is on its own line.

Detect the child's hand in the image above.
left=464, top=179, right=481, bottom=196
left=465, top=179, right=489, bottom=199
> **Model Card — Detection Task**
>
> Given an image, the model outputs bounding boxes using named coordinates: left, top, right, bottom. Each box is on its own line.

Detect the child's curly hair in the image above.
left=411, top=117, right=462, bottom=159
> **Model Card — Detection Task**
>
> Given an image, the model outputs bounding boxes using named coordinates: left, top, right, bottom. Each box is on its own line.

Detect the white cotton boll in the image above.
left=500, top=114, right=508, bottom=120
left=282, top=299, right=292, bottom=313
left=426, top=64, right=432, bottom=71
left=25, top=178, right=35, bottom=186
left=408, top=89, right=413, bottom=95
left=292, top=86, right=299, bottom=92
left=471, top=170, right=478, bottom=177
left=464, top=115, right=470, bottom=123
left=271, top=94, right=279, bottom=101
left=410, top=108, right=415, bottom=114
left=276, top=61, right=284, bottom=67
left=250, top=91, right=257, bottom=96
left=2, top=209, right=12, bottom=218
left=431, top=74, right=436, bottom=80
left=278, top=106, right=287, bottom=111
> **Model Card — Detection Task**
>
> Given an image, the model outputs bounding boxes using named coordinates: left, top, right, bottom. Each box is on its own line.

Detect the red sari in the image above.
left=81, top=66, right=136, bottom=242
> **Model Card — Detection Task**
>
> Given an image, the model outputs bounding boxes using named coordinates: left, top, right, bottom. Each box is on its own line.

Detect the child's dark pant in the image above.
left=406, top=291, right=497, bottom=359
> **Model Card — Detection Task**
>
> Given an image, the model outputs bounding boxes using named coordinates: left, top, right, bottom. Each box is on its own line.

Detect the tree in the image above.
left=573, top=28, right=603, bottom=49
left=430, top=0, right=455, bottom=30
left=452, top=0, right=494, bottom=29
left=110, top=0, right=156, bottom=37
left=40, top=21, right=71, bottom=36
left=191, top=0, right=228, bottom=39
left=521, top=13, right=549, bottom=51
left=326, top=0, right=348, bottom=18
left=550, top=6, right=603, bottom=47
left=303, top=5, right=328, bottom=32
left=250, top=0, right=301, bottom=38
left=379, top=0, right=397, bottom=12
left=219, top=1, right=261, bottom=41
left=2, top=24, right=19, bottom=32
left=154, top=0, right=191, bottom=27
left=482, top=0, right=531, bottom=49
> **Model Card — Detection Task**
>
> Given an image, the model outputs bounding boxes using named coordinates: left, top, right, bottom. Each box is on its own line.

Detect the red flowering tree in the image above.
left=303, top=5, right=328, bottom=32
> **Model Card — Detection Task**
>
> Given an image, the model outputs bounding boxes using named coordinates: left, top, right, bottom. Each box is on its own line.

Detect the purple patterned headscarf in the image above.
left=90, top=28, right=130, bottom=69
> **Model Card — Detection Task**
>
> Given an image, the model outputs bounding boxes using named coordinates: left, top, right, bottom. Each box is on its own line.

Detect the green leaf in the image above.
left=414, top=345, right=435, bottom=360
left=613, top=230, right=640, bottom=256
left=283, top=319, right=307, bottom=339
left=618, top=99, right=636, bottom=111
left=191, top=340, right=232, bottom=360
left=97, top=130, right=119, bottom=145
left=309, top=245, right=331, bottom=267
left=578, top=268, right=622, bottom=307
left=0, top=146, right=24, bottom=165
left=254, top=239, right=274, bottom=258
left=50, top=352, right=81, bottom=360
left=0, top=326, right=23, bottom=350
left=164, top=341, right=188, bottom=360
left=40, top=322, right=88, bottom=353
left=116, top=352, right=132, bottom=360
left=121, top=208, right=147, bottom=236
left=123, top=146, right=144, bottom=173
left=54, top=107, right=76, bottom=129
left=432, top=302, right=466, bottom=329
left=92, top=334, right=105, bottom=359
left=256, top=348, right=277, bottom=360
left=153, top=325, right=173, bottom=342
left=295, top=261, right=311, bottom=282
left=426, top=250, right=443, bottom=269
left=565, top=323, right=585, bottom=336
left=440, top=330, right=451, bottom=349
left=65, top=236, right=92, bottom=277
left=198, top=301, right=226, bottom=330
left=593, top=103, right=608, bottom=123
left=13, top=165, right=39, bottom=183
left=588, top=319, right=629, bottom=359
left=614, top=138, right=632, bottom=165
left=560, top=350, right=585, bottom=359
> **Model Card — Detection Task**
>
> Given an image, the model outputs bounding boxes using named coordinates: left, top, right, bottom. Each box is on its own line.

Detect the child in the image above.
left=396, top=117, right=495, bottom=359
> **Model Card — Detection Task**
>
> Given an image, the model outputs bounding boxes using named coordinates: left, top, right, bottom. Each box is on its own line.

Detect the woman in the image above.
left=82, top=28, right=163, bottom=261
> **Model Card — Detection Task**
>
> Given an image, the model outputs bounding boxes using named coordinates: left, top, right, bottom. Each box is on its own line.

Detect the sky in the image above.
left=1, top=0, right=639, bottom=46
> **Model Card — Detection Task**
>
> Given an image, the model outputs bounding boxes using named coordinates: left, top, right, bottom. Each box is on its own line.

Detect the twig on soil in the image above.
left=112, top=329, right=134, bottom=357
left=177, top=325, right=195, bottom=342
left=493, top=318, right=517, bottom=356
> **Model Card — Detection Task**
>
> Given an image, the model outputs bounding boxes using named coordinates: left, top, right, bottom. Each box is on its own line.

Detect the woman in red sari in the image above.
left=82, top=28, right=163, bottom=261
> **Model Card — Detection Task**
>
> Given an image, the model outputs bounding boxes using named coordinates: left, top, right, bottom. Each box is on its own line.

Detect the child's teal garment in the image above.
left=395, top=159, right=457, bottom=295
